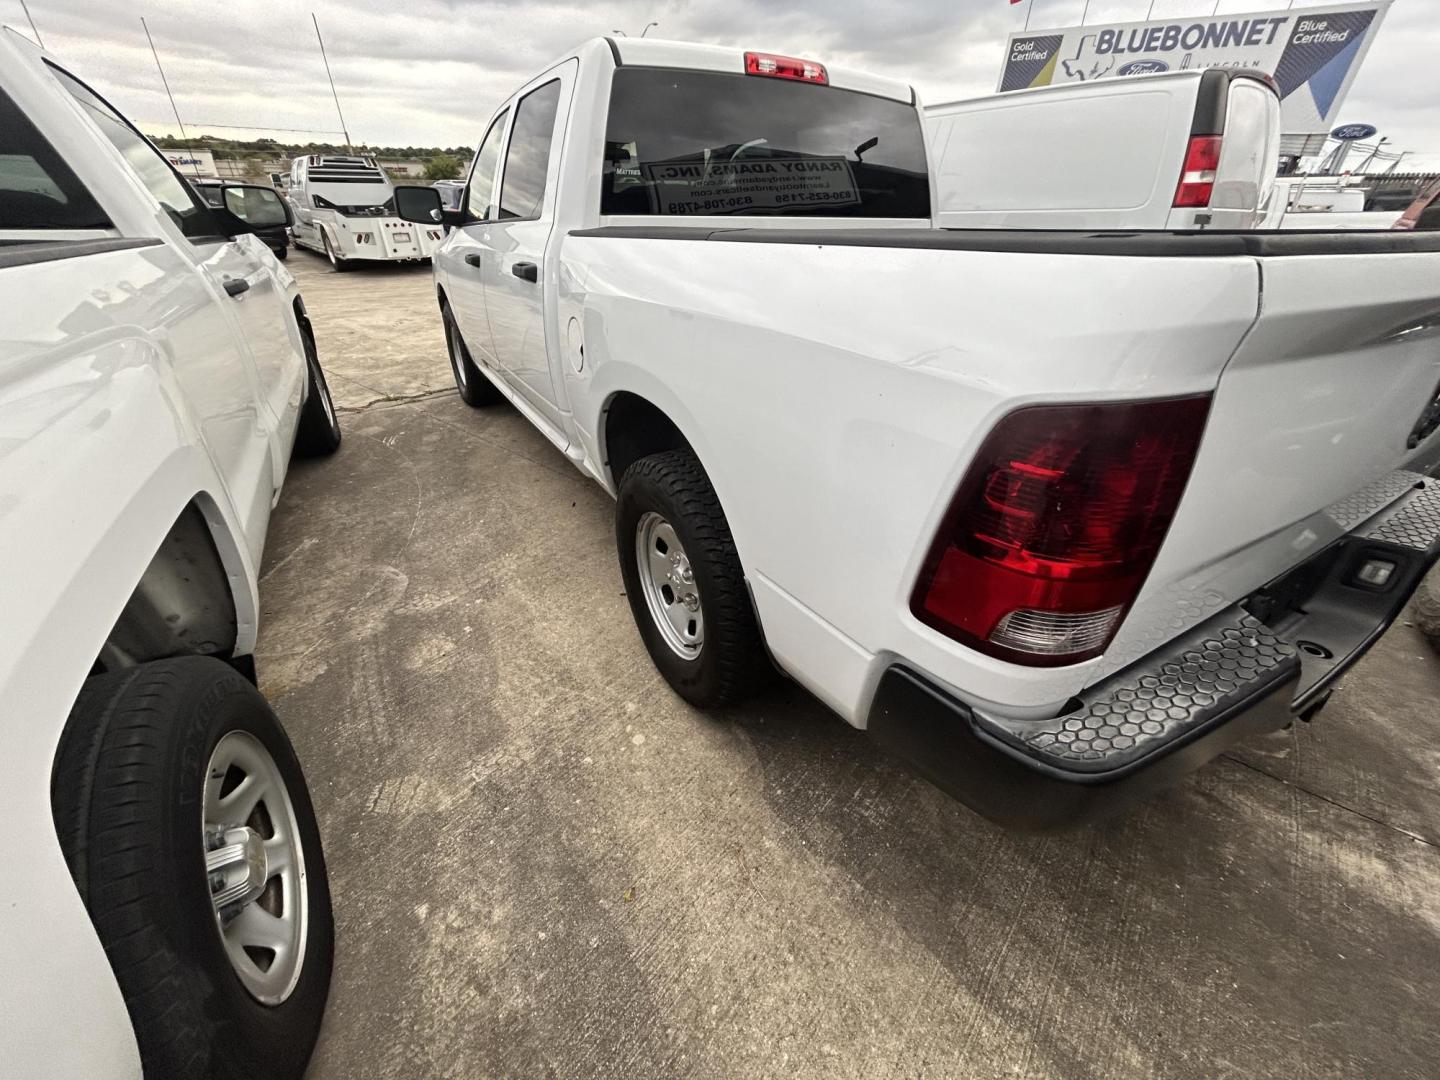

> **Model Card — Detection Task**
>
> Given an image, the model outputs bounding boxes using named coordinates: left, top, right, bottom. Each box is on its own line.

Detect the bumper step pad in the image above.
left=1362, top=480, right=1440, bottom=550
left=983, top=614, right=1298, bottom=774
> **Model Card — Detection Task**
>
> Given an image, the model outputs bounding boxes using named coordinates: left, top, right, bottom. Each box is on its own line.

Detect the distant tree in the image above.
left=423, top=154, right=462, bottom=182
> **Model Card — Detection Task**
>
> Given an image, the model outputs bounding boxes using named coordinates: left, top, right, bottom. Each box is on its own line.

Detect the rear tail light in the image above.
left=744, top=51, right=828, bottom=85
left=910, top=397, right=1211, bottom=666
left=1174, top=135, right=1222, bottom=208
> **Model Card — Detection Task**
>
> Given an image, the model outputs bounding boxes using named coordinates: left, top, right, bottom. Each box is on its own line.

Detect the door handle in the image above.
left=511, top=261, right=538, bottom=283
left=464, top=253, right=482, bottom=268
left=223, top=278, right=250, bottom=297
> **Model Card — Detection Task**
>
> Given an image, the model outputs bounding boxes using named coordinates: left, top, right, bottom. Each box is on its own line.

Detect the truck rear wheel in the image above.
left=320, top=232, right=352, bottom=272
left=443, top=303, right=503, bottom=407
left=616, top=450, right=770, bottom=707
left=52, top=657, right=333, bottom=1080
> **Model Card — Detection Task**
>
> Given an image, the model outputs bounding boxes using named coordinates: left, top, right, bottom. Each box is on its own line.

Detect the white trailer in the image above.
left=286, top=153, right=442, bottom=270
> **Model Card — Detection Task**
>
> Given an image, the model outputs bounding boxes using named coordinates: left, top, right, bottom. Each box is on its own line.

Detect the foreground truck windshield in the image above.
left=601, top=67, right=930, bottom=217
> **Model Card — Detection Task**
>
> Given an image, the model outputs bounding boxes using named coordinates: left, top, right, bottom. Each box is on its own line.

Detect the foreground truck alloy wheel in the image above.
left=53, top=657, right=333, bottom=1079
left=616, top=450, right=770, bottom=707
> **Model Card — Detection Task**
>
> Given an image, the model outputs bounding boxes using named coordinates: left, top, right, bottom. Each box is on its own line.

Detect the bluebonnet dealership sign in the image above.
left=998, top=1, right=1390, bottom=136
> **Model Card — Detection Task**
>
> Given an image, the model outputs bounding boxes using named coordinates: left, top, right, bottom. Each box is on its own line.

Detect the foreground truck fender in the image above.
left=400, top=36, right=1440, bottom=830
left=1, top=29, right=340, bottom=1078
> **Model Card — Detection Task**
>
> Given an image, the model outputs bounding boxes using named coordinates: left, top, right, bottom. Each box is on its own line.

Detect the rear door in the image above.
left=483, top=61, right=577, bottom=432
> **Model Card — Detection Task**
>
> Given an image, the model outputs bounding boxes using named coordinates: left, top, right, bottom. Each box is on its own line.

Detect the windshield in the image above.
left=601, top=67, right=929, bottom=218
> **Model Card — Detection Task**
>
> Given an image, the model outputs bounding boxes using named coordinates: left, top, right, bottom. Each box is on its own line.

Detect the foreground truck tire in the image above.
left=616, top=450, right=770, bottom=707
left=52, top=658, right=333, bottom=1080
left=293, top=333, right=342, bottom=458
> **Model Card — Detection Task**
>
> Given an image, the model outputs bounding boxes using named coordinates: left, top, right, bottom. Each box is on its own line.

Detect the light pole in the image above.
left=641, top=21, right=658, bottom=36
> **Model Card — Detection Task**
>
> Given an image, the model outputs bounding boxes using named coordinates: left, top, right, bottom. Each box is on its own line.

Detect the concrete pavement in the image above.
left=261, top=250, right=1440, bottom=1080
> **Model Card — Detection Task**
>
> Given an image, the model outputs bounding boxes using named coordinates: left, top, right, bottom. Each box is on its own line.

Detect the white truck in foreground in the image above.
left=1, top=29, right=338, bottom=1079
left=398, top=36, right=1440, bottom=830
left=287, top=153, right=443, bottom=270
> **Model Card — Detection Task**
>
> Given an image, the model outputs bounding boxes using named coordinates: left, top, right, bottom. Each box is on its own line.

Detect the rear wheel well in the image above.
left=603, top=392, right=693, bottom=488
left=94, top=502, right=240, bottom=675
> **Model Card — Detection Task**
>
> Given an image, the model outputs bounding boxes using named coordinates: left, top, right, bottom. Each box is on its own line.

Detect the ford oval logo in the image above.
left=1118, top=60, right=1169, bottom=76
left=1331, top=123, right=1378, bottom=141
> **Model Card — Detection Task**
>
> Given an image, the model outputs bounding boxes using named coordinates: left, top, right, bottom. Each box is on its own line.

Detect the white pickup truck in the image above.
left=398, top=36, right=1440, bottom=830
left=924, top=69, right=1282, bottom=230
left=1, top=30, right=336, bottom=1079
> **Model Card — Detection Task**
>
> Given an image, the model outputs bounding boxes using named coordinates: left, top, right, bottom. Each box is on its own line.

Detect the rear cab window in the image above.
left=601, top=67, right=930, bottom=219
left=0, top=87, right=109, bottom=230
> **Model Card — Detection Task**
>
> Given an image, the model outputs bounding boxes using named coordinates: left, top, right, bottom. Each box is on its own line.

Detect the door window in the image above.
left=48, top=65, right=219, bottom=239
left=0, top=87, right=108, bottom=228
left=465, top=108, right=509, bottom=222
left=498, top=80, right=561, bottom=221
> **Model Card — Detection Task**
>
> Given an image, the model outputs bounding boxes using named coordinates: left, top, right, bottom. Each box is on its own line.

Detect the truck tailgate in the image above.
left=1100, top=247, right=1440, bottom=677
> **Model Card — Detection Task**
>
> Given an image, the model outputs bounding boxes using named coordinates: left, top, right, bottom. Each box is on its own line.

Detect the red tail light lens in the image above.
left=1174, top=135, right=1222, bottom=208
left=744, top=51, right=828, bottom=84
left=911, top=397, right=1211, bottom=666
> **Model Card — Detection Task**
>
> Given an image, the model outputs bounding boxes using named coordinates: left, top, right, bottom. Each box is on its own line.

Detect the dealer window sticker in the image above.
left=642, top=155, right=862, bottom=215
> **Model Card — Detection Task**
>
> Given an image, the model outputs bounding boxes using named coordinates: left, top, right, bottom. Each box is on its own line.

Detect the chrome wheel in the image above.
left=635, top=511, right=703, bottom=659
left=204, top=730, right=309, bottom=1005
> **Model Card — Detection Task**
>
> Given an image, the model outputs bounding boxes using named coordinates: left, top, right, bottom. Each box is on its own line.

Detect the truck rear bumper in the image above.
left=868, top=477, right=1440, bottom=830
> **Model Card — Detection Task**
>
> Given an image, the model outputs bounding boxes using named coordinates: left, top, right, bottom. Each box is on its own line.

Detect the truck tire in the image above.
left=320, top=232, right=352, bottom=272
left=443, top=303, right=503, bottom=407
left=51, top=657, right=333, bottom=1080
left=1416, top=565, right=1440, bottom=656
left=293, top=325, right=341, bottom=457
left=616, top=449, right=770, bottom=707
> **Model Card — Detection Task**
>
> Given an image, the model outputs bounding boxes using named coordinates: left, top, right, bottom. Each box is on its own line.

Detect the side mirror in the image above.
left=220, top=184, right=292, bottom=232
left=394, top=184, right=444, bottom=225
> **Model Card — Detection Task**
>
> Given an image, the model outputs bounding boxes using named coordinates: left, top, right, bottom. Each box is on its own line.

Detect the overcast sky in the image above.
left=4, top=0, right=1435, bottom=164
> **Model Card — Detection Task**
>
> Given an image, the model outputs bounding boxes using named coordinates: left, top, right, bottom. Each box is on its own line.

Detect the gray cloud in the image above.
left=5, top=0, right=1435, bottom=167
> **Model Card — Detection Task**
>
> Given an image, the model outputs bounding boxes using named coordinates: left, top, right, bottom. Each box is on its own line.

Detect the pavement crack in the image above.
left=339, top=387, right=454, bottom=414
left=1222, top=752, right=1438, bottom=849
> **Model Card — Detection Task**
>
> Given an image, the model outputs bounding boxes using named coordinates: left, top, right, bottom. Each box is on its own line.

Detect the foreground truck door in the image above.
left=49, top=64, right=280, bottom=549
left=482, top=60, right=576, bottom=432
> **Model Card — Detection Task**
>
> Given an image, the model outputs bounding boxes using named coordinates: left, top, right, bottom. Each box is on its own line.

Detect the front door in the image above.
left=441, top=106, right=510, bottom=371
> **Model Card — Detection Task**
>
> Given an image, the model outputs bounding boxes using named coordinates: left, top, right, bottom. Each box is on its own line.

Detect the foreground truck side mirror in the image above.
left=218, top=184, right=292, bottom=234
left=394, top=185, right=446, bottom=226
